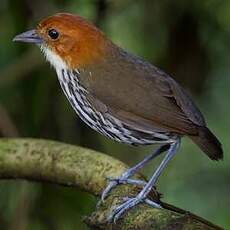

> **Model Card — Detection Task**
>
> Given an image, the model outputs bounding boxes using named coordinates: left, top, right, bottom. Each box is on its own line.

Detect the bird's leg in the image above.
left=109, top=138, right=181, bottom=222
left=101, top=144, right=168, bottom=201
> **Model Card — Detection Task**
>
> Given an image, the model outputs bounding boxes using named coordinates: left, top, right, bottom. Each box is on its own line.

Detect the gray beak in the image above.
left=13, top=29, right=43, bottom=44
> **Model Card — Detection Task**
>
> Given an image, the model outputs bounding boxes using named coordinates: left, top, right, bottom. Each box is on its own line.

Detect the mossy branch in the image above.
left=0, top=138, right=222, bottom=229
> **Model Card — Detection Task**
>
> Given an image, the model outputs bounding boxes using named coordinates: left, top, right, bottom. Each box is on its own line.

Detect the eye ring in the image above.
left=48, top=29, right=59, bottom=40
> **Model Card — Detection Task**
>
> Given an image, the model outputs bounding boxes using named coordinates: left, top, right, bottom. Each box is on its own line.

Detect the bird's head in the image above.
left=13, top=13, right=110, bottom=69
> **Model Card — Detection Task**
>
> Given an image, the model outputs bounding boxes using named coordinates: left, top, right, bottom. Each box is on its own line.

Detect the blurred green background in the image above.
left=0, top=0, right=229, bottom=229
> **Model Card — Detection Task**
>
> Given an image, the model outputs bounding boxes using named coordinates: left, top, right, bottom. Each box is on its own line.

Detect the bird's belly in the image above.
left=57, top=69, right=173, bottom=145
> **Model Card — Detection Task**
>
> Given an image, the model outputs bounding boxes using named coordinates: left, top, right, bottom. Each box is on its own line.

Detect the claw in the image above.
left=100, top=177, right=146, bottom=202
left=99, top=145, right=167, bottom=205
left=106, top=176, right=145, bottom=185
left=108, top=196, right=161, bottom=223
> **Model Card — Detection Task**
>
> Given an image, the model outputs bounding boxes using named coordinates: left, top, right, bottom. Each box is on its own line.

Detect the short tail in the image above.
left=190, top=126, right=223, bottom=161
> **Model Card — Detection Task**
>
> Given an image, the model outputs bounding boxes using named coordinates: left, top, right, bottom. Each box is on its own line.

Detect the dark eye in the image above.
left=48, top=29, right=59, bottom=40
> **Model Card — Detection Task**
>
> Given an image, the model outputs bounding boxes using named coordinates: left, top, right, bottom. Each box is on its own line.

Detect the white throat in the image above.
left=40, top=46, right=68, bottom=70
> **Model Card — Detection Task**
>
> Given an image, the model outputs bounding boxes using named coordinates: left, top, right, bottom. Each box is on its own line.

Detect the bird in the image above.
left=13, top=13, right=223, bottom=222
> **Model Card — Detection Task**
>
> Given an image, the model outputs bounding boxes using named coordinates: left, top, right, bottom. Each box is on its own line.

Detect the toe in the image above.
left=108, top=197, right=141, bottom=222
left=145, top=198, right=162, bottom=208
left=101, top=181, right=117, bottom=201
left=108, top=197, right=162, bottom=222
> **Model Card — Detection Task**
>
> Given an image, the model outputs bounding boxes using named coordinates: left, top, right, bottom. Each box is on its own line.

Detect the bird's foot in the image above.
left=101, top=176, right=146, bottom=202
left=108, top=195, right=161, bottom=223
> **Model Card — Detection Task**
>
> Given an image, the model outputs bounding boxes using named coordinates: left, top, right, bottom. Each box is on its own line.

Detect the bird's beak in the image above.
left=13, top=29, right=43, bottom=44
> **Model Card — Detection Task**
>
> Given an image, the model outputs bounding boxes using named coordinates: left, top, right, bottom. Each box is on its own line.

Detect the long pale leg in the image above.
left=109, top=138, right=181, bottom=222
left=101, top=144, right=169, bottom=201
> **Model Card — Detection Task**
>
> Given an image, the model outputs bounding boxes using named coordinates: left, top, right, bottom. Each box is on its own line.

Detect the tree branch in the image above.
left=0, top=138, right=222, bottom=229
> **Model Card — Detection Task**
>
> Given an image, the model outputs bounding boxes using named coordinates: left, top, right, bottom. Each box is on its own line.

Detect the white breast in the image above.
left=39, top=47, right=173, bottom=145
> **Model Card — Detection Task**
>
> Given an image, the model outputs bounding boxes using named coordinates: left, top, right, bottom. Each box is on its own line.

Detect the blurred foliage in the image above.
left=0, top=0, right=230, bottom=229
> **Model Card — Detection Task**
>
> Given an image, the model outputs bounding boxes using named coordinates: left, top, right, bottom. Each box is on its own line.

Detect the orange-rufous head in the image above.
left=13, top=13, right=111, bottom=69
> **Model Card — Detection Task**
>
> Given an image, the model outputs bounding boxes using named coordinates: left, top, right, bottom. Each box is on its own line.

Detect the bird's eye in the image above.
left=48, top=29, right=59, bottom=40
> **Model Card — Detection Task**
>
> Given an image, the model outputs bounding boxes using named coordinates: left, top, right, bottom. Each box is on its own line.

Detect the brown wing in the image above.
left=79, top=49, right=205, bottom=135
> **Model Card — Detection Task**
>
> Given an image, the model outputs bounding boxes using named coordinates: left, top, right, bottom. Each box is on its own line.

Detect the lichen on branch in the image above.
left=0, top=138, right=222, bottom=229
